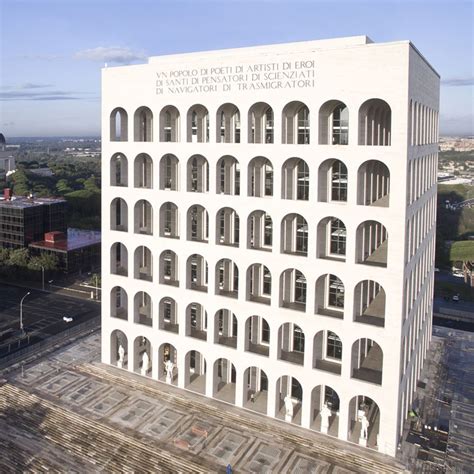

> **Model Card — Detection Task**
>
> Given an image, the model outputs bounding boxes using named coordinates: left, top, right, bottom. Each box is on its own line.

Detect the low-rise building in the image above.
left=29, top=228, right=101, bottom=273
left=0, top=189, right=66, bottom=248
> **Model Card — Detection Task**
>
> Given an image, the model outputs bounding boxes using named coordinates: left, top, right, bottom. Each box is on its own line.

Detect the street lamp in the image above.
left=20, top=291, right=31, bottom=334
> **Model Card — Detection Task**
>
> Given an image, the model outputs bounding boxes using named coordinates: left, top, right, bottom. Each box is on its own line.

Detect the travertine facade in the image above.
left=101, top=35, right=440, bottom=456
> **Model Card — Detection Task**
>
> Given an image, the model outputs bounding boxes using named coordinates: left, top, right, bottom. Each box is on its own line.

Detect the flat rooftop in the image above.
left=148, top=35, right=375, bottom=63
left=29, top=228, right=101, bottom=252
left=0, top=196, right=66, bottom=209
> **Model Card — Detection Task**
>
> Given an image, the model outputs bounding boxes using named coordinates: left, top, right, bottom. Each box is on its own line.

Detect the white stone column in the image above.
left=206, top=358, right=214, bottom=398
left=337, top=395, right=349, bottom=442
left=152, top=344, right=159, bottom=380
left=266, top=377, right=276, bottom=418
left=177, top=349, right=186, bottom=389
left=235, top=368, right=244, bottom=408
left=301, top=387, right=312, bottom=429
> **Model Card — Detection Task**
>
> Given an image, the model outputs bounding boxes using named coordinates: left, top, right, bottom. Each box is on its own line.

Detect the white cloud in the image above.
left=441, top=76, right=474, bottom=87
left=74, top=46, right=146, bottom=64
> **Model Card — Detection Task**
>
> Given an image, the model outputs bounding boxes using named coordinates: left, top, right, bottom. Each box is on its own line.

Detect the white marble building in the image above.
left=101, top=35, right=440, bottom=456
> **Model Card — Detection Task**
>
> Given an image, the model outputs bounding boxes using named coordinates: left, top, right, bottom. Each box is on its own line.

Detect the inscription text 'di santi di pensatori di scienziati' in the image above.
left=155, top=60, right=315, bottom=95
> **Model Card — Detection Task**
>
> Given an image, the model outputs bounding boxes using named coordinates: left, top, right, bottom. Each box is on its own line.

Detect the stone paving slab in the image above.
left=241, top=440, right=291, bottom=472
left=138, top=407, right=188, bottom=440
left=283, top=452, right=332, bottom=473
left=109, top=396, right=161, bottom=430
left=82, top=388, right=129, bottom=417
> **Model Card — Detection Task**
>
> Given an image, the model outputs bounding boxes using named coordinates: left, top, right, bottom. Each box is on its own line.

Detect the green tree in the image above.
left=83, top=175, right=100, bottom=192
left=56, top=178, right=73, bottom=195
left=0, top=248, right=11, bottom=266
left=29, top=253, right=60, bottom=272
left=11, top=169, right=30, bottom=196
left=8, top=248, right=30, bottom=267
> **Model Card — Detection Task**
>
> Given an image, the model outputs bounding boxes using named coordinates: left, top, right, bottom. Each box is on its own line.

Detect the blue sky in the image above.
left=1, top=0, right=473, bottom=137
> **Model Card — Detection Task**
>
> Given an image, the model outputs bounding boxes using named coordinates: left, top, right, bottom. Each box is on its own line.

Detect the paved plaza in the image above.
left=0, top=331, right=405, bottom=473
left=398, top=326, right=474, bottom=472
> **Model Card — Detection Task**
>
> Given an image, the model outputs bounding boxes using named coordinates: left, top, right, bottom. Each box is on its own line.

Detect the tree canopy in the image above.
left=450, top=241, right=474, bottom=263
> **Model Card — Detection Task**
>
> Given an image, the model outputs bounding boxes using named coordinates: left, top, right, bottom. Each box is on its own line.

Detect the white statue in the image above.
left=284, top=395, right=293, bottom=422
left=361, top=414, right=370, bottom=440
left=117, top=344, right=125, bottom=368
left=165, top=359, right=174, bottom=384
left=320, top=403, right=332, bottom=434
left=141, top=351, right=149, bottom=376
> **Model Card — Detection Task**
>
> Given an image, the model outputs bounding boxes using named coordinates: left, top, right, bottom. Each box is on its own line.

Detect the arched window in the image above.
left=134, top=292, right=152, bottom=326
left=187, top=105, right=209, bottom=142
left=110, top=242, right=128, bottom=276
left=134, top=200, right=153, bottom=235
left=277, top=324, right=305, bottom=366
left=160, top=106, right=180, bottom=142
left=216, top=207, right=239, bottom=246
left=134, top=106, right=153, bottom=142
left=187, top=205, right=209, bottom=242
left=319, top=101, right=349, bottom=145
left=245, top=316, right=270, bottom=356
left=248, top=157, right=273, bottom=197
left=356, top=220, right=388, bottom=267
left=215, top=259, right=239, bottom=298
left=248, top=102, right=274, bottom=143
left=318, top=159, right=348, bottom=203
left=159, top=154, right=179, bottom=191
left=110, top=108, right=128, bottom=141
left=134, top=154, right=153, bottom=189
left=187, top=155, right=209, bottom=192
left=317, top=217, right=346, bottom=260
left=313, top=330, right=342, bottom=374
left=282, top=102, right=310, bottom=144
left=354, top=280, right=386, bottom=327
left=281, top=158, right=309, bottom=200
left=351, top=339, right=383, bottom=385
left=247, top=210, right=272, bottom=251
left=280, top=269, right=307, bottom=311
left=186, top=254, right=208, bottom=292
left=246, top=264, right=271, bottom=305
left=159, top=202, right=179, bottom=238
left=217, top=156, right=240, bottom=195
left=358, top=99, right=391, bottom=146
left=110, top=198, right=128, bottom=232
left=110, top=153, right=128, bottom=186
left=111, top=287, right=128, bottom=320
left=281, top=213, right=308, bottom=256
left=315, top=274, right=344, bottom=319
left=216, top=104, right=240, bottom=143
left=357, top=160, right=390, bottom=207
left=134, top=246, right=153, bottom=281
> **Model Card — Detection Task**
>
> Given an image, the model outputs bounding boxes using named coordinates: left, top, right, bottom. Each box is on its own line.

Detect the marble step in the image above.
left=0, top=383, right=210, bottom=473
left=78, top=362, right=406, bottom=474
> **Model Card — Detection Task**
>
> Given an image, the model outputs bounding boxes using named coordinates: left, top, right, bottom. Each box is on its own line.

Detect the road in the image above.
left=0, top=284, right=99, bottom=358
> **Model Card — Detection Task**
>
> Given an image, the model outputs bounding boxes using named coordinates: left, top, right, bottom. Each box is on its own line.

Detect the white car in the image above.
left=63, top=316, right=73, bottom=323
left=452, top=295, right=460, bottom=302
